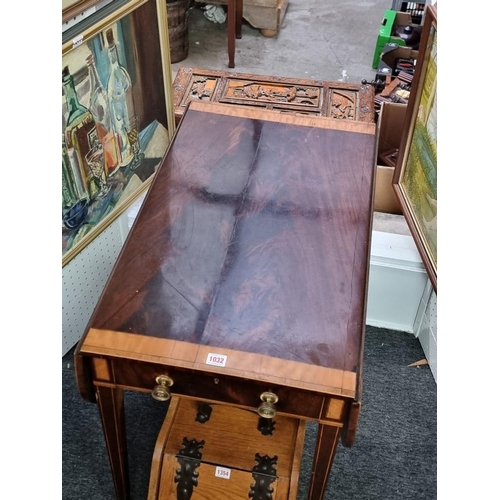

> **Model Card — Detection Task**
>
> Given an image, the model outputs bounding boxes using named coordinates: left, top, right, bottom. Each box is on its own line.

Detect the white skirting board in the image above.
left=62, top=202, right=437, bottom=381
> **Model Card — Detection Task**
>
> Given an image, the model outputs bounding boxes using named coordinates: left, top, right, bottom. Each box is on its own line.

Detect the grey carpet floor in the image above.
left=62, top=326, right=437, bottom=499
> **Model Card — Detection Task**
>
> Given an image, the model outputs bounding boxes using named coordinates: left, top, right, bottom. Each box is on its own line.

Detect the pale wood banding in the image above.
left=82, top=328, right=357, bottom=397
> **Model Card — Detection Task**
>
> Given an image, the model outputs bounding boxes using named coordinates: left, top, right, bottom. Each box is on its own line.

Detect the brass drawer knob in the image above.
left=257, top=391, right=279, bottom=418
left=151, top=374, right=174, bottom=401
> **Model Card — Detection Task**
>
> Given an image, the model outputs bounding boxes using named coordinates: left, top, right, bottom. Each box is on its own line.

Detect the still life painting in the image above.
left=62, top=0, right=172, bottom=265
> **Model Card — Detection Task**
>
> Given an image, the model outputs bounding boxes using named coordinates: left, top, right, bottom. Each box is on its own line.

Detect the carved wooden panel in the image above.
left=173, top=67, right=375, bottom=124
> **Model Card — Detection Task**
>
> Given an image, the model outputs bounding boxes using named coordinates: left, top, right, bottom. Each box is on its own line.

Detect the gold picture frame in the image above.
left=62, top=0, right=175, bottom=267
left=63, top=0, right=104, bottom=24
left=393, top=4, right=437, bottom=292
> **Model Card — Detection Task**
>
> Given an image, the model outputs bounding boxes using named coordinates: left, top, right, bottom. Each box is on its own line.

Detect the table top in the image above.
left=76, top=101, right=376, bottom=401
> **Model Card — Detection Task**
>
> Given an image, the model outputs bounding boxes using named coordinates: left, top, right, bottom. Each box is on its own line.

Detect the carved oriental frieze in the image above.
left=173, top=68, right=375, bottom=124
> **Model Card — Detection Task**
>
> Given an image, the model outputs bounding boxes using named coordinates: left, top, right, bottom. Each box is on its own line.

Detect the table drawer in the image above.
left=106, top=358, right=326, bottom=420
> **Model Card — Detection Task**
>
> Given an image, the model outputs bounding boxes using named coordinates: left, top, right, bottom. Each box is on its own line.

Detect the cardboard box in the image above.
left=377, top=43, right=419, bottom=80
left=371, top=10, right=418, bottom=69
left=374, top=102, right=407, bottom=215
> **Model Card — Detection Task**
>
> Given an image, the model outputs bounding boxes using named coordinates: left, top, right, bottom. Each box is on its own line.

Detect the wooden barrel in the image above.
left=166, top=0, right=190, bottom=63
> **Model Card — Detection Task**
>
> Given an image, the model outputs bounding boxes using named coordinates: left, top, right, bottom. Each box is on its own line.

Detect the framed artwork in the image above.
left=393, top=4, right=437, bottom=292
left=63, top=0, right=104, bottom=23
left=62, top=0, right=175, bottom=266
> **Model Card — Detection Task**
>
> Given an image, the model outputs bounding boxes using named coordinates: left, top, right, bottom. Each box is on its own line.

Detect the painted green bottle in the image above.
left=62, top=65, right=99, bottom=200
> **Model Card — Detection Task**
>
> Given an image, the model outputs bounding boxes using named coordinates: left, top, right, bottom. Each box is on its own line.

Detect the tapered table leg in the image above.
left=236, top=0, right=243, bottom=39
left=227, top=0, right=236, bottom=68
left=308, top=424, right=341, bottom=500
left=96, top=385, right=130, bottom=500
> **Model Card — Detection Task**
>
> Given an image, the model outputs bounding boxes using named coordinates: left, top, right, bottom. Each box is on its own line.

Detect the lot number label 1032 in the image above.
left=206, top=353, right=227, bottom=367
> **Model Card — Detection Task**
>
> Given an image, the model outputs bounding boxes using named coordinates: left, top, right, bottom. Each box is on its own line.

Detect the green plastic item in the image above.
left=372, top=10, right=406, bottom=69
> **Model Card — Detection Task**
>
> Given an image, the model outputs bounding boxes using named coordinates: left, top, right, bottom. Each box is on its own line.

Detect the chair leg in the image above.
left=227, top=0, right=235, bottom=68
left=236, top=0, right=243, bottom=39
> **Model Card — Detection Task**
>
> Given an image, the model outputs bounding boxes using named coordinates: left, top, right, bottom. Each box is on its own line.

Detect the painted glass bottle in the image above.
left=62, top=134, right=80, bottom=210
left=62, top=65, right=99, bottom=200
left=86, top=53, right=120, bottom=176
left=105, top=28, right=134, bottom=168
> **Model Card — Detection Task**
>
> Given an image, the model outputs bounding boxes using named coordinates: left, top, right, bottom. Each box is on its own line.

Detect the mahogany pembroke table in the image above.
left=75, top=100, right=377, bottom=500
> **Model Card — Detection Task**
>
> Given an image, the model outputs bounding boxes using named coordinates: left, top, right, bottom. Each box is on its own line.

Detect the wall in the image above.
left=62, top=194, right=144, bottom=355
left=414, top=282, right=437, bottom=381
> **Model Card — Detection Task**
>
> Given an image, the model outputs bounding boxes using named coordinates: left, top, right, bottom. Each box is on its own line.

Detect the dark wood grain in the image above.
left=84, top=102, right=374, bottom=379
left=228, top=0, right=236, bottom=68
left=109, top=357, right=327, bottom=419
left=341, top=401, right=361, bottom=448
left=236, top=0, right=243, bottom=39
left=74, top=101, right=376, bottom=500
left=227, top=0, right=244, bottom=68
